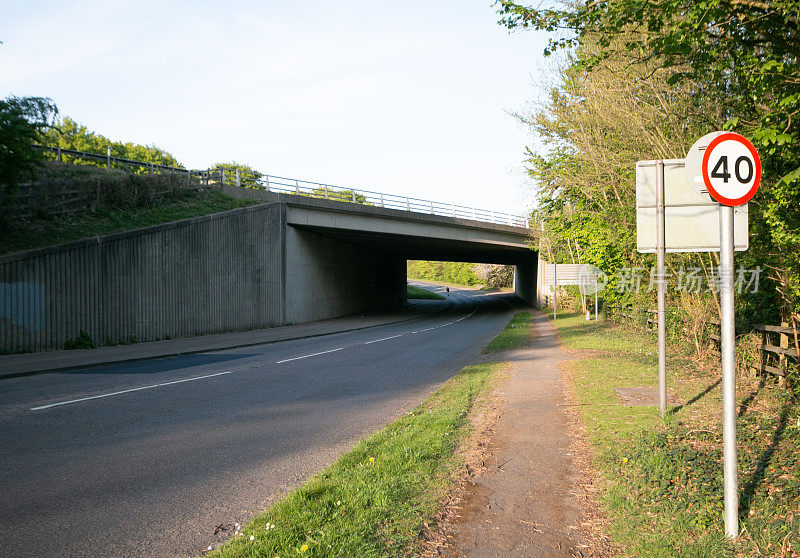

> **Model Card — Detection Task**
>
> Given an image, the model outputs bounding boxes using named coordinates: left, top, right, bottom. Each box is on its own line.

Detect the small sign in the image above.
left=701, top=132, right=761, bottom=206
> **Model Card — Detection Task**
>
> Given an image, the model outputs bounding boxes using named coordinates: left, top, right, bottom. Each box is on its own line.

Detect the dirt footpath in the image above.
left=441, top=311, right=597, bottom=557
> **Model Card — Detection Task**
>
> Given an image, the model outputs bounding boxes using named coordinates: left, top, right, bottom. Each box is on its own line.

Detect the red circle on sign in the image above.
left=701, top=132, right=761, bottom=206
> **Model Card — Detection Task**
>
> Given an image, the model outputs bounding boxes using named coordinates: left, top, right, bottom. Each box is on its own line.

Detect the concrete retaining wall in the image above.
left=0, top=204, right=284, bottom=353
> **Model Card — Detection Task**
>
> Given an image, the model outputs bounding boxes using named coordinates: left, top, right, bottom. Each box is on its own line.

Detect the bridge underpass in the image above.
left=223, top=185, right=537, bottom=324
left=0, top=186, right=535, bottom=352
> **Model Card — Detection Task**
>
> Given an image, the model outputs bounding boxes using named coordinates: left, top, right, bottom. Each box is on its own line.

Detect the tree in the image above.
left=211, top=162, right=263, bottom=188
left=43, top=117, right=183, bottom=171
left=0, top=96, right=58, bottom=195
left=498, top=0, right=800, bottom=320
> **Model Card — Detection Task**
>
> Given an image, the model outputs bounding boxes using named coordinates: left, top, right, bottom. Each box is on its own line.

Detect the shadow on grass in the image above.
left=739, top=402, right=792, bottom=517
left=738, top=376, right=767, bottom=418
left=668, top=378, right=721, bottom=415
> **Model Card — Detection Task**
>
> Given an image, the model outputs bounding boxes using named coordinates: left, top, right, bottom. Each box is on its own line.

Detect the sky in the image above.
left=1, top=1, right=552, bottom=216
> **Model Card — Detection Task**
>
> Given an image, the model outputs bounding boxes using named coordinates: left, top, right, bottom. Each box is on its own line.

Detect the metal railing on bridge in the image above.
left=35, top=144, right=530, bottom=228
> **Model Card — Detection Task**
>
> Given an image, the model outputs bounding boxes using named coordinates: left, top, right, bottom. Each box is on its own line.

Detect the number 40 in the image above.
left=711, top=155, right=754, bottom=183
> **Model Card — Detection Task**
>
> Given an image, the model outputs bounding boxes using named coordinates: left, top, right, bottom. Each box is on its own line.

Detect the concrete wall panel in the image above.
left=0, top=204, right=283, bottom=352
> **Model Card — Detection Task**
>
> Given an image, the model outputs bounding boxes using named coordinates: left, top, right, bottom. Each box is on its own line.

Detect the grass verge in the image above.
left=208, top=312, right=532, bottom=557
left=551, top=311, right=799, bottom=556
left=1, top=190, right=258, bottom=256
left=482, top=312, right=532, bottom=354
left=406, top=284, right=445, bottom=300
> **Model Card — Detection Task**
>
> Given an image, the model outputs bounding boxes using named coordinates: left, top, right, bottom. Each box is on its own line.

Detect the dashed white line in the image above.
left=364, top=334, right=403, bottom=345
left=30, top=369, right=237, bottom=411
left=30, top=292, right=483, bottom=412
left=275, top=347, right=344, bottom=364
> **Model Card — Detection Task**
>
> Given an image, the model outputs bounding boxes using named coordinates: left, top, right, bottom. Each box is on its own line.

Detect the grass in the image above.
left=209, top=312, right=532, bottom=557
left=0, top=190, right=259, bottom=255
left=406, top=284, right=445, bottom=300
left=482, top=311, right=533, bottom=354
left=550, top=310, right=800, bottom=557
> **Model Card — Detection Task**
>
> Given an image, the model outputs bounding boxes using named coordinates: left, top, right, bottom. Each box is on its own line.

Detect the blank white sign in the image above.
left=636, top=159, right=748, bottom=253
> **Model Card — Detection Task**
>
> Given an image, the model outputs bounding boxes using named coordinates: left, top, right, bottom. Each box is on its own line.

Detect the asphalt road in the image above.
left=0, top=284, right=521, bottom=557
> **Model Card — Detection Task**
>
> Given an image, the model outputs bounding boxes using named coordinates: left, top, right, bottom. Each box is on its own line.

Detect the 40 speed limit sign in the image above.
left=701, top=132, right=762, bottom=206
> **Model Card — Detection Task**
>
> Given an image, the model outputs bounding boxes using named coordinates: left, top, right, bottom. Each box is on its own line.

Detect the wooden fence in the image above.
left=605, top=303, right=798, bottom=378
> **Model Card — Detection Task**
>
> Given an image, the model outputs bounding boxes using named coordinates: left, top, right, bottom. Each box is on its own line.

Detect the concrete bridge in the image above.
left=0, top=185, right=536, bottom=353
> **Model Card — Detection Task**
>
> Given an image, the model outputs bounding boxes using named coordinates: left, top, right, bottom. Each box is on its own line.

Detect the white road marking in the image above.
left=30, top=369, right=237, bottom=411
left=30, top=290, right=484, bottom=412
left=364, top=334, right=402, bottom=345
left=275, top=347, right=344, bottom=364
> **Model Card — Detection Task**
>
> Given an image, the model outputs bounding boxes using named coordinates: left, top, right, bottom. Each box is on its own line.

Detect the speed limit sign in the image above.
left=702, top=132, right=761, bottom=206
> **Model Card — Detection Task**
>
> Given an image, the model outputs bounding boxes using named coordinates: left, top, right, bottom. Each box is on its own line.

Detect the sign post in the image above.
left=553, top=263, right=557, bottom=319
left=655, top=160, right=667, bottom=417
left=699, top=131, right=761, bottom=539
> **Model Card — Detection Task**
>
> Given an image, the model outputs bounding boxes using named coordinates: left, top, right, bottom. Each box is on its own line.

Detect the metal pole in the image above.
left=352, top=190, right=356, bottom=203
left=264, top=176, right=270, bottom=191
left=325, top=186, right=329, bottom=199
left=656, top=160, right=667, bottom=417
left=406, top=198, right=410, bottom=211
left=553, top=263, right=557, bottom=320
left=430, top=200, right=434, bottom=214
left=106, top=146, right=111, bottom=170
left=295, top=180, right=300, bottom=195
left=236, top=168, right=241, bottom=188
left=720, top=204, right=739, bottom=539
left=595, top=276, right=599, bottom=321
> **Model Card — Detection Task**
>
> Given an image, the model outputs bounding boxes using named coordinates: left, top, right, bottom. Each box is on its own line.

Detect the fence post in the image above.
left=236, top=168, right=241, bottom=188
left=451, top=203, right=455, bottom=217
left=150, top=162, right=154, bottom=174
left=430, top=200, right=434, bottom=214
left=57, top=146, right=62, bottom=162
left=406, top=197, right=410, bottom=211
left=491, top=211, right=495, bottom=223
left=221, top=168, right=225, bottom=186
left=780, top=322, right=789, bottom=378
left=295, top=180, right=300, bottom=195
left=106, top=145, right=111, bottom=170
left=187, top=170, right=191, bottom=187
left=351, top=190, right=356, bottom=203
left=472, top=207, right=476, bottom=220
left=380, top=193, right=384, bottom=207
left=264, top=175, right=270, bottom=191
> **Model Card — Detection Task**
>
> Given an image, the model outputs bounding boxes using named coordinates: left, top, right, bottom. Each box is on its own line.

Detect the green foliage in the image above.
left=497, top=0, right=800, bottom=320
left=0, top=95, right=58, bottom=194
left=42, top=116, right=182, bottom=172
left=483, top=311, right=532, bottom=353
left=552, top=313, right=800, bottom=556
left=309, top=186, right=369, bottom=204
left=407, top=260, right=481, bottom=286
left=211, top=162, right=262, bottom=188
left=1, top=188, right=258, bottom=256
left=406, top=284, right=445, bottom=300
left=63, top=330, right=96, bottom=350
